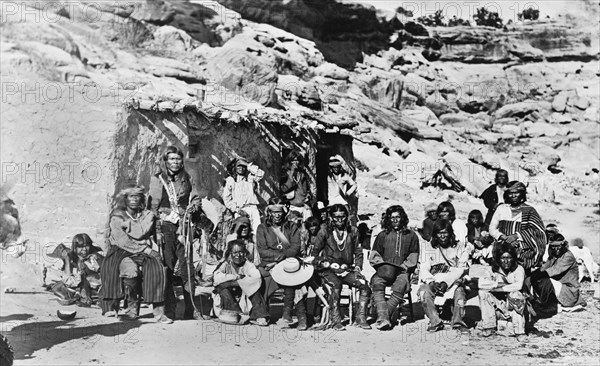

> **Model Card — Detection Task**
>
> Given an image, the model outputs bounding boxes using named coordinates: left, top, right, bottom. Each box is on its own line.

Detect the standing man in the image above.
left=369, top=205, right=420, bottom=330
left=148, top=145, right=202, bottom=320
left=281, top=150, right=313, bottom=220
left=223, top=156, right=264, bottom=236
left=480, top=169, right=509, bottom=226
left=311, top=204, right=371, bottom=330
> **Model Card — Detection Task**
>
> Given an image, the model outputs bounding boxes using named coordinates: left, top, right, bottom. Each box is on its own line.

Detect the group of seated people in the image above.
left=43, top=147, right=596, bottom=338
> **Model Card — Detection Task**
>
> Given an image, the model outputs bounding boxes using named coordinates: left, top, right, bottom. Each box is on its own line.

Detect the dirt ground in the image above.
left=1, top=230, right=599, bottom=365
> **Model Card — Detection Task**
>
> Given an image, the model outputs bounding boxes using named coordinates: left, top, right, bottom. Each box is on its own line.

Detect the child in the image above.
left=302, top=216, right=322, bottom=257
left=466, top=210, right=494, bottom=265
left=44, top=233, right=103, bottom=306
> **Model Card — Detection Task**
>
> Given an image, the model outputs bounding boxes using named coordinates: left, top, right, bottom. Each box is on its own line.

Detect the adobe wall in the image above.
left=118, top=108, right=320, bottom=217
left=1, top=80, right=121, bottom=249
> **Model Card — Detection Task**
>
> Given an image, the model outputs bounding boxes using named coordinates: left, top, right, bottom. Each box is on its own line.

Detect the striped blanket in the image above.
left=497, top=203, right=546, bottom=270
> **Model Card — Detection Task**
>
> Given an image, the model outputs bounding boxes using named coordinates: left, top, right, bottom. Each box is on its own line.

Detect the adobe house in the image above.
left=115, top=98, right=359, bottom=219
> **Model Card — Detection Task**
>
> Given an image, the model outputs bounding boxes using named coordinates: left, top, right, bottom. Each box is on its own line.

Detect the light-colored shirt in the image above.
left=489, top=204, right=523, bottom=241
left=496, top=186, right=506, bottom=205
left=327, top=173, right=356, bottom=206
left=491, top=265, right=525, bottom=292
left=420, top=240, right=471, bottom=285
left=222, top=164, right=264, bottom=212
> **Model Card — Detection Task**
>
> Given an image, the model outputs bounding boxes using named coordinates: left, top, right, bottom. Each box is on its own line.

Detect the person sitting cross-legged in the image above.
left=478, top=242, right=527, bottom=340
left=213, top=240, right=269, bottom=326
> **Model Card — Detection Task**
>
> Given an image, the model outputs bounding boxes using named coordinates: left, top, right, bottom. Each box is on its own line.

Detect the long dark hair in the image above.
left=327, top=204, right=351, bottom=233
left=492, top=242, right=519, bottom=273
left=430, top=219, right=457, bottom=249
left=436, top=201, right=456, bottom=222
left=383, top=205, right=409, bottom=233
left=70, top=233, right=97, bottom=263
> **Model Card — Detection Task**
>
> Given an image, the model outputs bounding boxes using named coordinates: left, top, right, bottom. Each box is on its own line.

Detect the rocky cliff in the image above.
left=1, top=0, right=598, bottom=253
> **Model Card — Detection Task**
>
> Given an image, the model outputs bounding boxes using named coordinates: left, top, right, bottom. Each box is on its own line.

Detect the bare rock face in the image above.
left=494, top=101, right=539, bottom=119
left=434, top=21, right=599, bottom=64
left=214, top=0, right=394, bottom=68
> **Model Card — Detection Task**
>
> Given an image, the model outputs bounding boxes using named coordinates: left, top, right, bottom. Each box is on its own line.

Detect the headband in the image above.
left=548, top=240, right=568, bottom=247
left=120, top=186, right=145, bottom=197
left=267, top=204, right=287, bottom=213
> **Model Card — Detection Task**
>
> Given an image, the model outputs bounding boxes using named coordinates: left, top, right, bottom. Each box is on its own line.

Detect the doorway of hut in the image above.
left=315, top=133, right=357, bottom=224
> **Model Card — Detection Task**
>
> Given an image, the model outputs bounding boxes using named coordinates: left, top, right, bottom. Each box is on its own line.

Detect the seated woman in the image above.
left=100, top=185, right=172, bottom=323
left=419, top=219, right=472, bottom=332
left=213, top=240, right=269, bottom=326
left=466, top=210, right=494, bottom=265
left=530, top=235, right=586, bottom=315
left=256, top=198, right=306, bottom=329
left=489, top=181, right=546, bottom=272
left=45, top=233, right=103, bottom=307
left=478, top=242, right=527, bottom=340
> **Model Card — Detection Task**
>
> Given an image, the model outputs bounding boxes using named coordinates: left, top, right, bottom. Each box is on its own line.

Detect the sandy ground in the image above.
left=1, top=235, right=599, bottom=365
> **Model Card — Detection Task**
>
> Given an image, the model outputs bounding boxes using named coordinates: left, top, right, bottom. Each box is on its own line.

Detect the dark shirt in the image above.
left=148, top=169, right=200, bottom=216
left=311, top=227, right=363, bottom=269
left=420, top=217, right=436, bottom=241
left=480, top=184, right=500, bottom=225
left=256, top=222, right=301, bottom=267
left=372, top=229, right=420, bottom=272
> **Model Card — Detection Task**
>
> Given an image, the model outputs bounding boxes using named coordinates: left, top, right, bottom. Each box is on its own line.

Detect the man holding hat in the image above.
left=213, top=240, right=269, bottom=326
left=311, top=204, right=371, bottom=330
left=530, top=234, right=586, bottom=315
left=326, top=155, right=357, bottom=208
left=223, top=155, right=264, bottom=236
left=256, top=198, right=308, bottom=329
left=369, top=205, right=420, bottom=330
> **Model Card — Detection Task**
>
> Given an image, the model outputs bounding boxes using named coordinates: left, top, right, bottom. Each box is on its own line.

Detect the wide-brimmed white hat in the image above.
left=270, top=258, right=314, bottom=286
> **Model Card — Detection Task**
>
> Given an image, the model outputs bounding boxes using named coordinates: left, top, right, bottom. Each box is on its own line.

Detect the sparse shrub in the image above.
left=448, top=16, right=470, bottom=27
left=417, top=10, right=445, bottom=26
left=111, top=19, right=152, bottom=48
left=519, top=8, right=540, bottom=21
left=473, top=7, right=503, bottom=28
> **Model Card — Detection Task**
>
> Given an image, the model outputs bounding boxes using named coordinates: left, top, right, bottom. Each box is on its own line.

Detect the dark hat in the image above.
left=368, top=251, right=402, bottom=282
left=506, top=181, right=526, bottom=193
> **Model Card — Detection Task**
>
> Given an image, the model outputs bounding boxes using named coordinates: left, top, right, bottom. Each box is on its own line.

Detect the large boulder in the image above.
left=205, top=39, right=278, bottom=105
left=152, top=25, right=194, bottom=52
left=551, top=94, right=568, bottom=112
left=494, top=101, right=539, bottom=119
